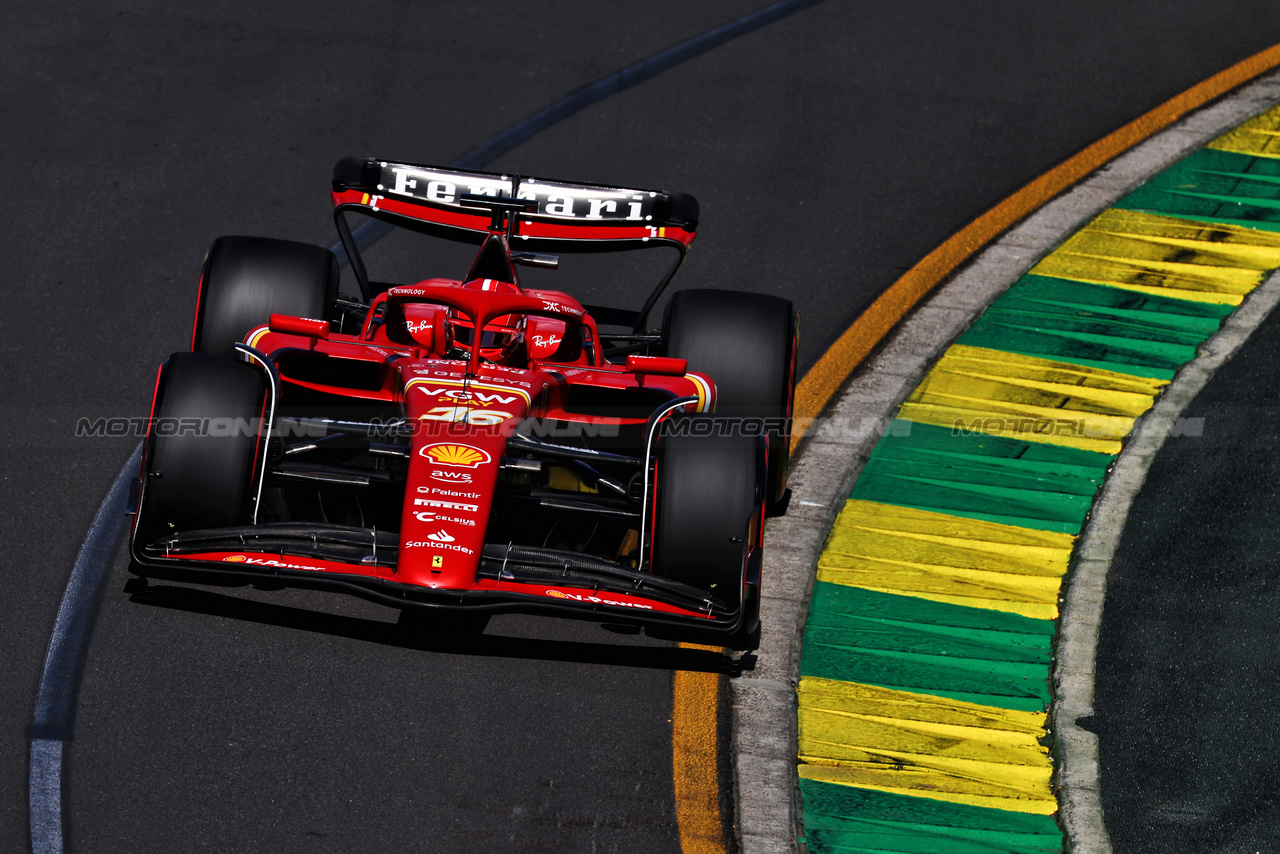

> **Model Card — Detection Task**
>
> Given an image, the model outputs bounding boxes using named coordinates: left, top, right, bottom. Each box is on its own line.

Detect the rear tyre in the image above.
left=192, top=235, right=339, bottom=358
left=662, top=289, right=797, bottom=506
left=136, top=352, right=266, bottom=543
left=652, top=415, right=765, bottom=646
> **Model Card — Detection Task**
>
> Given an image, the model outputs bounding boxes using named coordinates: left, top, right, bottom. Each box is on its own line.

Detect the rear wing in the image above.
left=330, top=157, right=699, bottom=327
left=331, top=157, right=698, bottom=248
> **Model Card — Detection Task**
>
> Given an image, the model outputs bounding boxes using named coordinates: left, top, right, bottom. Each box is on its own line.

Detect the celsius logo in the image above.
left=419, top=443, right=491, bottom=468
left=427, top=529, right=455, bottom=543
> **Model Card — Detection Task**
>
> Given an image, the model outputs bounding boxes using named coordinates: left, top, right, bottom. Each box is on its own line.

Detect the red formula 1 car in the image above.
left=129, top=158, right=796, bottom=645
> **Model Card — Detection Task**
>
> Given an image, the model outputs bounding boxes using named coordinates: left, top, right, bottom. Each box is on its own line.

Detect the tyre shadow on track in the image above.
left=123, top=577, right=744, bottom=675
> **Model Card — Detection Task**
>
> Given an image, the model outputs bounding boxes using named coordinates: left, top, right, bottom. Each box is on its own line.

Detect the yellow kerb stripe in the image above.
left=797, top=677, right=1055, bottom=814
left=818, top=500, right=1074, bottom=620
left=896, top=345, right=1168, bottom=456
left=1208, top=101, right=1280, bottom=158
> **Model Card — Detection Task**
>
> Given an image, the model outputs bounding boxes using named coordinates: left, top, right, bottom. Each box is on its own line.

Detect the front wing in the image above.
left=130, top=525, right=755, bottom=635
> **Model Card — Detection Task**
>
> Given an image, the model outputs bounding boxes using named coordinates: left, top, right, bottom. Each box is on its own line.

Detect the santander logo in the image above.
left=427, top=529, right=456, bottom=543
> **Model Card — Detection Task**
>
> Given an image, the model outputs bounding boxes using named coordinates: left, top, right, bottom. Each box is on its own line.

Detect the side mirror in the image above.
left=626, top=355, right=687, bottom=376
left=269, top=314, right=330, bottom=339
left=512, top=252, right=560, bottom=270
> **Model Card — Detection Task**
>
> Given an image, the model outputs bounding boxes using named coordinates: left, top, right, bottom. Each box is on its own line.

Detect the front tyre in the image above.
left=652, top=415, right=766, bottom=646
left=135, top=352, right=266, bottom=545
left=662, top=289, right=796, bottom=507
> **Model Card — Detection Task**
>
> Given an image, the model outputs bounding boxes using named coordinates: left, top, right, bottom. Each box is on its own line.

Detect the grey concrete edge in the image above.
left=731, top=67, right=1280, bottom=854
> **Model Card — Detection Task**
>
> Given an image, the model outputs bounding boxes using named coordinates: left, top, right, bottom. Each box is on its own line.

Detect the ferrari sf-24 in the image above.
left=129, top=157, right=797, bottom=646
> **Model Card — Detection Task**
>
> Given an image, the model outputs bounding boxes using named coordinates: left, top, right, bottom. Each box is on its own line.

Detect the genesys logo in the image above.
left=419, top=443, right=492, bottom=468
left=221, top=555, right=323, bottom=572
left=544, top=589, right=653, bottom=610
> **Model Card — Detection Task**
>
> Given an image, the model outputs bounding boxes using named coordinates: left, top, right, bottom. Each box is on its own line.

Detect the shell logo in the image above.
left=223, top=555, right=247, bottom=562
left=419, top=443, right=492, bottom=468
left=545, top=590, right=567, bottom=599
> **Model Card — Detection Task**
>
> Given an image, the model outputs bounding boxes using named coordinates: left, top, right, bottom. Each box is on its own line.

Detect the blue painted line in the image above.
left=31, top=443, right=142, bottom=740
left=28, top=442, right=141, bottom=852
left=331, top=0, right=826, bottom=267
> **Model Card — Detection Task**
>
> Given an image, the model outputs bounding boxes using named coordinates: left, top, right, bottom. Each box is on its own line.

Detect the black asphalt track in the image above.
left=5, top=1, right=1280, bottom=850
left=1095, top=301, right=1280, bottom=852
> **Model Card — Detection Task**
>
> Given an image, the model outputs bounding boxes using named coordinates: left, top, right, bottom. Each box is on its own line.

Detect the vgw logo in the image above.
left=416, top=388, right=519, bottom=405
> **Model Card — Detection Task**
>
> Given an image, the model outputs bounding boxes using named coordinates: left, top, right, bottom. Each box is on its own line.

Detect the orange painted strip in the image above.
left=791, top=42, right=1280, bottom=449
left=673, top=642, right=727, bottom=853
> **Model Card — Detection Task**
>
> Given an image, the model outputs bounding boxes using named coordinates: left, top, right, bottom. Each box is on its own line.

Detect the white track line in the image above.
left=733, top=68, right=1280, bottom=854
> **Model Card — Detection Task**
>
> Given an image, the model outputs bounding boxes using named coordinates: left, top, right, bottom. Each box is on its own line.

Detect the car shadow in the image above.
left=124, top=577, right=748, bottom=676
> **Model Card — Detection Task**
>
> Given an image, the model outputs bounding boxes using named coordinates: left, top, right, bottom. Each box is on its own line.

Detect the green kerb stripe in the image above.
left=1116, top=147, right=1280, bottom=229
left=800, top=583, right=1055, bottom=711
left=849, top=423, right=1112, bottom=534
left=956, top=274, right=1230, bottom=378
left=800, top=779, right=1062, bottom=854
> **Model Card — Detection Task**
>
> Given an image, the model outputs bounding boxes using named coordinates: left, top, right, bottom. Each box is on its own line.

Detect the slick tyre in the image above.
left=138, top=352, right=266, bottom=541
left=662, top=288, right=796, bottom=506
left=192, top=235, right=339, bottom=358
left=652, top=415, right=765, bottom=641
